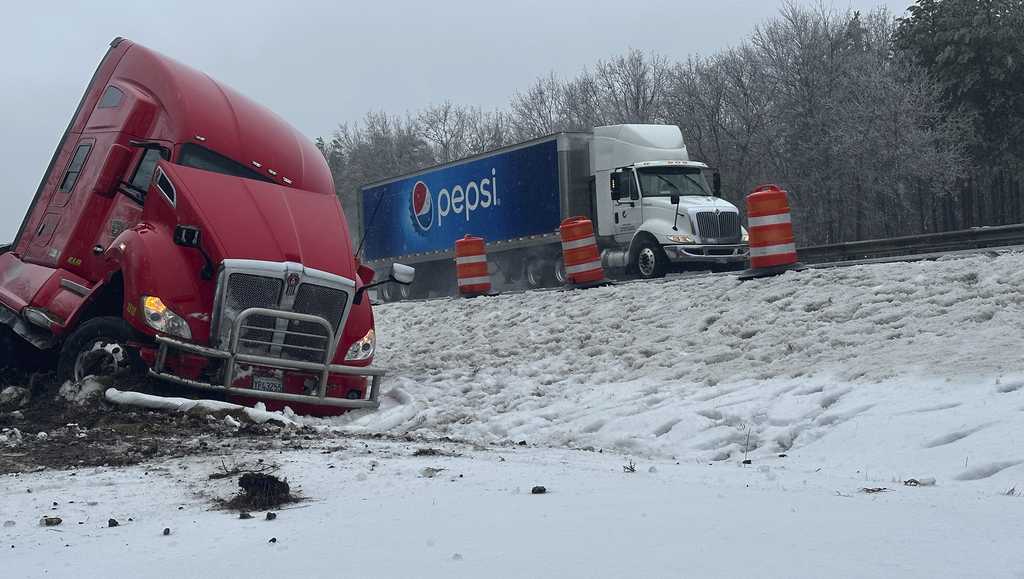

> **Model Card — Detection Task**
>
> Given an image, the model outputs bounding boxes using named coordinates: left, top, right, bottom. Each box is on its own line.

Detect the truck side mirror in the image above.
left=354, top=262, right=416, bottom=305
left=389, top=263, right=415, bottom=285
left=670, top=193, right=680, bottom=206
left=713, top=172, right=722, bottom=196
left=94, top=144, right=133, bottom=197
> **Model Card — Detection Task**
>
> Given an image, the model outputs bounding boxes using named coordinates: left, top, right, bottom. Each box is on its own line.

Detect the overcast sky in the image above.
left=0, top=0, right=911, bottom=239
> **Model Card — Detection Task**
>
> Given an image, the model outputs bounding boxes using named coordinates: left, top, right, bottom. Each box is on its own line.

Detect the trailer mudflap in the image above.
left=149, top=307, right=384, bottom=410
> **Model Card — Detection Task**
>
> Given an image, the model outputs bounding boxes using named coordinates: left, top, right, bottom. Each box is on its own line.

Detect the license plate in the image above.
left=252, top=376, right=284, bottom=393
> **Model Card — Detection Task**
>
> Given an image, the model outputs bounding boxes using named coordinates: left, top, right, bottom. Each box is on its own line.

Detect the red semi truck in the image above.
left=0, top=38, right=412, bottom=415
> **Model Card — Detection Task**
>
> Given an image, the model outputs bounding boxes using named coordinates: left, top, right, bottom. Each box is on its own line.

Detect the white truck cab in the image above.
left=591, top=125, right=748, bottom=277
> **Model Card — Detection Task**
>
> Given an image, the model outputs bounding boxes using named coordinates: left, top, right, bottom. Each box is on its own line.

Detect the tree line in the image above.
left=318, top=0, right=1023, bottom=246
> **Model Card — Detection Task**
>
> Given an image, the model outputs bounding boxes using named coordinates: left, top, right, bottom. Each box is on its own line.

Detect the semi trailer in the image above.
left=0, top=38, right=412, bottom=415
left=359, top=124, right=748, bottom=300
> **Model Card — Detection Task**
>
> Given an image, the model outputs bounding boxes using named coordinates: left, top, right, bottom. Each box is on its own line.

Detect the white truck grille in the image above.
left=695, top=211, right=742, bottom=244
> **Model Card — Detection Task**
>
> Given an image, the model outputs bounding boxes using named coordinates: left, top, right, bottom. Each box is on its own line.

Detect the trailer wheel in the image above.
left=397, top=282, right=412, bottom=301
left=553, top=257, right=568, bottom=286
left=57, top=317, right=141, bottom=383
left=525, top=259, right=549, bottom=289
left=378, top=283, right=396, bottom=303
left=635, top=241, right=668, bottom=279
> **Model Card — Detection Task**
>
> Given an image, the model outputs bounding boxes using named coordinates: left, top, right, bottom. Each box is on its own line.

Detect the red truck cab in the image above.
left=0, top=38, right=411, bottom=415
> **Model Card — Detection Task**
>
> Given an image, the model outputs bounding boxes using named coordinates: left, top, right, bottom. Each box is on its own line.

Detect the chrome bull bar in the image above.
left=149, top=307, right=384, bottom=409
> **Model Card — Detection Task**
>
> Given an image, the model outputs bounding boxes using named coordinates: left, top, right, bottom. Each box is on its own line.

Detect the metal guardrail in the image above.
left=797, top=224, right=1024, bottom=264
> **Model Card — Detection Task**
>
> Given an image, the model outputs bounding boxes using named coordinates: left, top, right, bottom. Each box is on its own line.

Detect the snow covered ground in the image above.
left=344, top=250, right=1024, bottom=486
left=5, top=250, right=1024, bottom=577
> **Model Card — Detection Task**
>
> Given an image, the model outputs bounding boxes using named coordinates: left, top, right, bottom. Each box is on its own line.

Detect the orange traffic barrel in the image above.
left=560, top=217, right=605, bottom=286
left=739, top=184, right=804, bottom=280
left=454, top=235, right=491, bottom=296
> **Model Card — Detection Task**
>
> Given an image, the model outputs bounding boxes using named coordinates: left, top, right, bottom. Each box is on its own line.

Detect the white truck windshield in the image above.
left=636, top=167, right=711, bottom=197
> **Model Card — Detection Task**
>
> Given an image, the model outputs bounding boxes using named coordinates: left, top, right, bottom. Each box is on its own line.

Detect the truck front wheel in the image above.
left=635, top=241, right=668, bottom=279
left=57, top=317, right=141, bottom=383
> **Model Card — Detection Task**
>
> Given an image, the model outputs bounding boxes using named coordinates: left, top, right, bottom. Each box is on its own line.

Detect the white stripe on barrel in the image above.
left=561, top=237, right=597, bottom=251
left=748, top=243, right=797, bottom=258
left=454, top=254, right=488, bottom=265
left=457, top=275, right=491, bottom=287
left=565, top=260, right=603, bottom=275
left=748, top=213, right=792, bottom=228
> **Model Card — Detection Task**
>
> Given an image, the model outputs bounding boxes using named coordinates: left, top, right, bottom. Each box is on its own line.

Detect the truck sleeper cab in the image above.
left=0, top=38, right=409, bottom=416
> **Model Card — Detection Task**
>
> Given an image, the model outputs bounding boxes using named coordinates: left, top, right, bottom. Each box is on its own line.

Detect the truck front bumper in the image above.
left=148, top=307, right=384, bottom=410
left=663, top=244, right=749, bottom=263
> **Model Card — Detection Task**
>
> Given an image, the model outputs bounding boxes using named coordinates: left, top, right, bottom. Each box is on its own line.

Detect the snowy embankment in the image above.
left=7, top=251, right=1024, bottom=579
left=340, top=250, right=1024, bottom=487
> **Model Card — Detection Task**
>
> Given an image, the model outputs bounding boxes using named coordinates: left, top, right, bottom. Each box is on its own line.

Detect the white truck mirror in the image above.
left=390, top=263, right=415, bottom=285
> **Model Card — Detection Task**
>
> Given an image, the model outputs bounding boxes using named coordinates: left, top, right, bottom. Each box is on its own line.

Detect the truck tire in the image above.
left=57, top=316, right=141, bottom=383
left=396, top=282, right=412, bottom=301
left=525, top=259, right=549, bottom=289
left=553, top=257, right=568, bottom=286
left=635, top=241, right=668, bottom=279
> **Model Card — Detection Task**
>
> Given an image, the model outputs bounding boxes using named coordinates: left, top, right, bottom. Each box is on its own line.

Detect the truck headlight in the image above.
left=345, top=328, right=375, bottom=361
left=741, top=227, right=749, bottom=243
left=667, top=234, right=696, bottom=244
left=141, top=296, right=192, bottom=340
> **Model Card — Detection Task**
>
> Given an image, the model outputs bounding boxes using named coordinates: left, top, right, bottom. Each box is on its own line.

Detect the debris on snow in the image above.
left=57, top=377, right=108, bottom=405
left=0, top=427, right=23, bottom=447
left=225, top=473, right=294, bottom=510
left=40, top=516, right=62, bottom=527
left=419, top=467, right=445, bottom=478
left=904, top=478, right=936, bottom=487
left=531, top=486, right=547, bottom=495
left=0, top=386, right=29, bottom=411
left=104, top=389, right=296, bottom=427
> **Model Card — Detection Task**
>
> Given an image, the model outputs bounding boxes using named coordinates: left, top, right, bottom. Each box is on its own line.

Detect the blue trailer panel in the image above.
left=360, top=139, right=561, bottom=262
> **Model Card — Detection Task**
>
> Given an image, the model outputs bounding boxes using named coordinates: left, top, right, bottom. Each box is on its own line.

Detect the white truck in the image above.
left=360, top=124, right=749, bottom=299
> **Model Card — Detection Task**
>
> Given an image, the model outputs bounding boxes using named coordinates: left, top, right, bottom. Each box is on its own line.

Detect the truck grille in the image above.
left=284, top=284, right=348, bottom=361
left=220, top=270, right=350, bottom=363
left=695, top=211, right=742, bottom=243
left=225, top=274, right=282, bottom=351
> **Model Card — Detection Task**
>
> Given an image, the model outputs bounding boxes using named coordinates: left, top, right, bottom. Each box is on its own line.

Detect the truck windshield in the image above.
left=636, top=167, right=711, bottom=197
left=177, top=143, right=274, bottom=184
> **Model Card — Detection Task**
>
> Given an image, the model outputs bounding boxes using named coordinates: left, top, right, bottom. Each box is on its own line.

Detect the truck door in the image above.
left=56, top=84, right=164, bottom=281
left=20, top=138, right=97, bottom=267
left=610, top=168, right=642, bottom=242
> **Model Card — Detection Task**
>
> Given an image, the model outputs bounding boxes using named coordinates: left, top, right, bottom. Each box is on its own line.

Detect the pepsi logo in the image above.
left=411, top=181, right=433, bottom=232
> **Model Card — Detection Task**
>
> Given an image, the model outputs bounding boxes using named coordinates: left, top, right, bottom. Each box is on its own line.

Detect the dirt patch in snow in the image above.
left=0, top=374, right=292, bottom=474
left=222, top=472, right=298, bottom=510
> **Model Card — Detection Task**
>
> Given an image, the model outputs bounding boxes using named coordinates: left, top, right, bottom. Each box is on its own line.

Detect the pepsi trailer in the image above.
left=359, top=124, right=749, bottom=300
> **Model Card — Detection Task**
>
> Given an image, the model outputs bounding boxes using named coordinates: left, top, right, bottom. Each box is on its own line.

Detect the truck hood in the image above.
left=163, top=163, right=356, bottom=280
left=644, top=195, right=738, bottom=212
